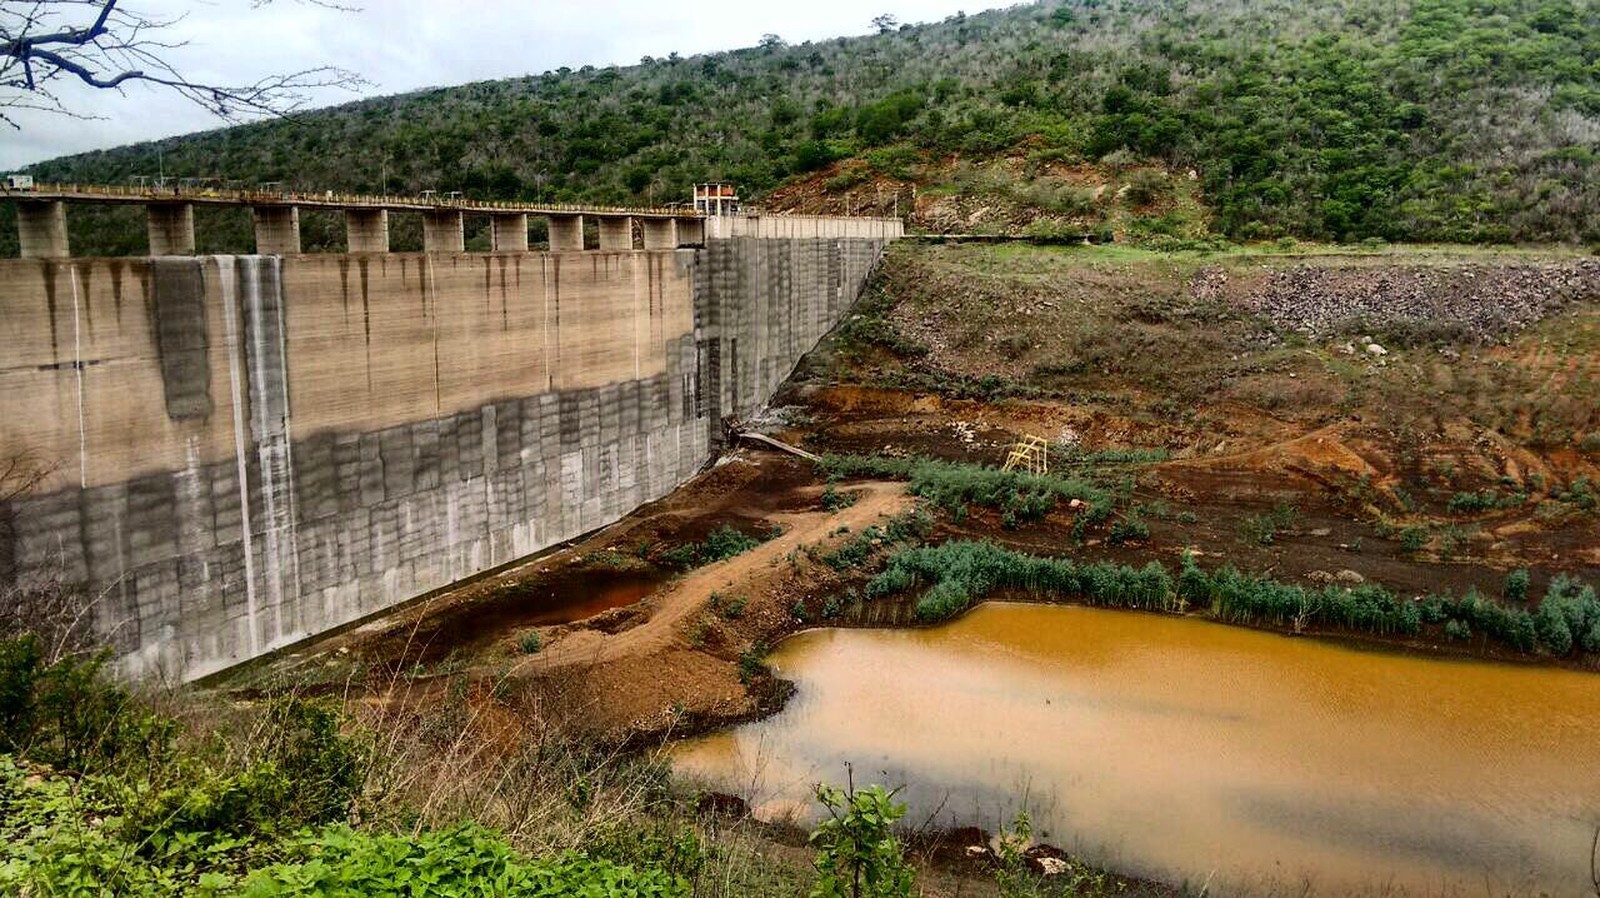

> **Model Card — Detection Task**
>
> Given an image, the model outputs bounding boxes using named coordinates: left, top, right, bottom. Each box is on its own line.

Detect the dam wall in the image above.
left=0, top=234, right=890, bottom=680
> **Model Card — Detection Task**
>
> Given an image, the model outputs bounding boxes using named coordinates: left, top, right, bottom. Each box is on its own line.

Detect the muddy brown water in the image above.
left=371, top=568, right=661, bottom=665
left=672, top=604, right=1600, bottom=896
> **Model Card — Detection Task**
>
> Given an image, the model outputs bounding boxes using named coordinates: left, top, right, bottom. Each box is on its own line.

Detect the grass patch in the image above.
left=818, top=454, right=1111, bottom=529
left=820, top=485, right=858, bottom=513
left=1240, top=503, right=1298, bottom=546
left=820, top=510, right=935, bottom=572
left=709, top=593, right=747, bottom=621
left=737, top=644, right=771, bottom=685
left=663, top=525, right=772, bottom=570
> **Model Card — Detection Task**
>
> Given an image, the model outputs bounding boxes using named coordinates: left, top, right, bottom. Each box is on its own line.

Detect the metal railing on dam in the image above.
left=4, top=182, right=697, bottom=218
left=3, top=183, right=903, bottom=257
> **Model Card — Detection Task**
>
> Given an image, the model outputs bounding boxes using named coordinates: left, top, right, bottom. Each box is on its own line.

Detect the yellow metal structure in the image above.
left=1001, top=435, right=1050, bottom=475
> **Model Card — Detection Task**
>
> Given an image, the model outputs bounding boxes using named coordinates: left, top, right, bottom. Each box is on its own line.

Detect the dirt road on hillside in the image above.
left=513, top=480, right=910, bottom=675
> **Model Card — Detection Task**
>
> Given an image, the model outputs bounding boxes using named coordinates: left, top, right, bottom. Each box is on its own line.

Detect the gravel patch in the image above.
left=1196, top=260, right=1600, bottom=343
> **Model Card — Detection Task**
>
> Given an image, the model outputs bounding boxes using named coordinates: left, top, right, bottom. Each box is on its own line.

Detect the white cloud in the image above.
left=1, top=0, right=984, bottom=169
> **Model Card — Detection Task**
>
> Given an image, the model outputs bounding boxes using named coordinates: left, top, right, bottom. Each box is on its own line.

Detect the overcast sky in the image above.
left=0, top=0, right=990, bottom=169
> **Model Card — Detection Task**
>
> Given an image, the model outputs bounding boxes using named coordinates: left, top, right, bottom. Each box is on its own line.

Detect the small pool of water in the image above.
left=672, top=604, right=1600, bottom=895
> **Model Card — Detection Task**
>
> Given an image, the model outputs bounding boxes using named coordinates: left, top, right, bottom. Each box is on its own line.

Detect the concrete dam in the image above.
left=0, top=209, right=900, bottom=681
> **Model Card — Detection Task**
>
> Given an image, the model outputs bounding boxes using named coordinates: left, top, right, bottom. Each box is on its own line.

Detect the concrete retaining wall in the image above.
left=0, top=234, right=889, bottom=680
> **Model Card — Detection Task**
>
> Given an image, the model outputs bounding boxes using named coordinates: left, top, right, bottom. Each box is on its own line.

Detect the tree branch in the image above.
left=1, top=1, right=367, bottom=125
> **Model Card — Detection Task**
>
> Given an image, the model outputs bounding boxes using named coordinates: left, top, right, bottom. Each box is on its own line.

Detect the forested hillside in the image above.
left=14, top=0, right=1600, bottom=250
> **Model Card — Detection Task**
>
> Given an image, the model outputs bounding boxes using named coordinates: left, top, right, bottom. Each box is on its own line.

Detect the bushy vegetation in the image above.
left=820, top=510, right=935, bottom=572
left=1203, top=567, right=1423, bottom=635
left=1239, top=504, right=1299, bottom=547
left=820, top=485, right=859, bottom=513
left=818, top=454, right=1111, bottom=528
left=13, top=0, right=1598, bottom=255
left=1503, top=568, right=1532, bottom=602
left=1528, top=573, right=1600, bottom=655
left=866, top=540, right=1176, bottom=621
left=663, top=524, right=771, bottom=570
left=863, top=541, right=1600, bottom=660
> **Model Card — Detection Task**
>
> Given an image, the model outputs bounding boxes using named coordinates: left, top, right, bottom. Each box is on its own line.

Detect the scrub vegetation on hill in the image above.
left=8, top=0, right=1599, bottom=254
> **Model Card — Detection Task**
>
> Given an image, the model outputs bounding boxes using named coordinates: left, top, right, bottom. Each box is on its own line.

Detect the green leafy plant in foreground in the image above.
left=809, top=781, right=914, bottom=898
left=240, top=824, right=686, bottom=897
left=0, top=636, right=692, bottom=897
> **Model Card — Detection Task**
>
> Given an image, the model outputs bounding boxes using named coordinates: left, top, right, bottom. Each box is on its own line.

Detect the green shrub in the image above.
left=520, top=631, right=544, bottom=654
left=1534, top=574, right=1600, bottom=655
left=1178, top=551, right=1213, bottom=609
left=1536, top=601, right=1574, bottom=655
left=1444, top=619, right=1472, bottom=641
left=1559, top=476, right=1598, bottom=510
left=1503, top=569, right=1531, bottom=602
left=822, top=510, right=933, bottom=572
left=242, top=824, right=687, bottom=897
left=809, top=783, right=914, bottom=898
left=1398, top=525, right=1429, bottom=555
left=738, top=645, right=771, bottom=685
left=866, top=540, right=1176, bottom=622
left=715, top=595, right=748, bottom=620
left=1106, top=517, right=1150, bottom=545
left=818, top=454, right=1109, bottom=527
left=1240, top=504, right=1297, bottom=546
left=0, top=636, right=173, bottom=774
left=1123, top=170, right=1171, bottom=206
left=1207, top=568, right=1421, bottom=636
left=1, top=755, right=687, bottom=898
left=1447, top=490, right=1499, bottom=514
left=1444, top=590, right=1537, bottom=652
left=663, top=525, right=767, bottom=570
left=821, top=485, right=858, bottom=513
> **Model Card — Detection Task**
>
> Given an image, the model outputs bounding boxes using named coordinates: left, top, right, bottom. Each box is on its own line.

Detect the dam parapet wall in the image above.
left=0, top=229, right=892, bottom=680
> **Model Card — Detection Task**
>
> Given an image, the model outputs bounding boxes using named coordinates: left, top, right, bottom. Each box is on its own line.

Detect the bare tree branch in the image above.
left=0, top=0, right=368, bottom=129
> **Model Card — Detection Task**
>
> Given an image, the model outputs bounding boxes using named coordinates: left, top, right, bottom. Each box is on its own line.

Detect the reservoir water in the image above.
left=672, top=603, right=1600, bottom=895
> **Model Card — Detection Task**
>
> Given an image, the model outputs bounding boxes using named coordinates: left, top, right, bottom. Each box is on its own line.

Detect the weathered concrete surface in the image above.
left=147, top=204, right=197, bottom=256
left=491, top=214, right=529, bottom=252
left=17, top=201, right=70, bottom=259
left=642, top=219, right=676, bottom=250
left=706, top=214, right=900, bottom=240
left=599, top=218, right=633, bottom=251
left=345, top=210, right=390, bottom=254
left=422, top=211, right=466, bottom=253
left=0, top=233, right=890, bottom=680
left=548, top=215, right=584, bottom=252
left=253, top=207, right=302, bottom=255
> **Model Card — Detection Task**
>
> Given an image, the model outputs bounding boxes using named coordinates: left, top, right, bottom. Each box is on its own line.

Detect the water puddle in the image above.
left=374, top=566, right=663, bottom=664
left=673, top=603, right=1600, bottom=895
